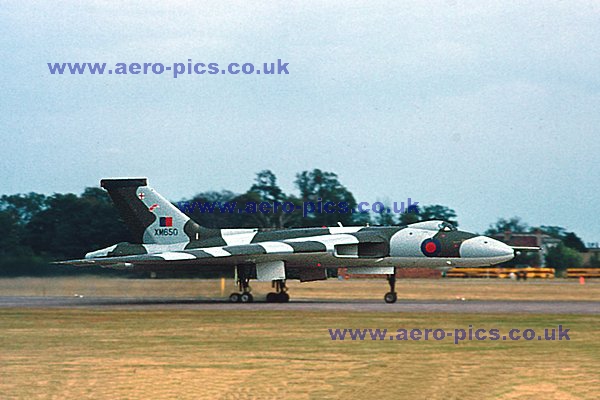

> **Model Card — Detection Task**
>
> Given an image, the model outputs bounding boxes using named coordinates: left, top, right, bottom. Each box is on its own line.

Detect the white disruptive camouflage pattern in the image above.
left=60, top=178, right=515, bottom=303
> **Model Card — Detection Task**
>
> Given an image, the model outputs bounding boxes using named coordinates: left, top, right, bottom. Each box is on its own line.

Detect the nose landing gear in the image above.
left=384, top=272, right=397, bottom=303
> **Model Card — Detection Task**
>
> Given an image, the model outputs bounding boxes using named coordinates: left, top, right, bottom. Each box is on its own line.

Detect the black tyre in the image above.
left=384, top=292, right=397, bottom=303
left=240, top=293, right=254, bottom=303
left=279, top=292, right=290, bottom=303
left=266, top=293, right=277, bottom=302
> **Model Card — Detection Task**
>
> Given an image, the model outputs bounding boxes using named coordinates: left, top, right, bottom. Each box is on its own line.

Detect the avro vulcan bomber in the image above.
left=61, top=179, right=515, bottom=303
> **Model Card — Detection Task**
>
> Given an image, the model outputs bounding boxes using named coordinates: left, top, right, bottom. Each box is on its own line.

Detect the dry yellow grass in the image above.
left=1, top=278, right=599, bottom=399
left=0, top=276, right=598, bottom=302
left=0, top=309, right=598, bottom=399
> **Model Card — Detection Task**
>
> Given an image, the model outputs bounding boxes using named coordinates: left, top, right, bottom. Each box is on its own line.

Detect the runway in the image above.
left=0, top=296, right=598, bottom=314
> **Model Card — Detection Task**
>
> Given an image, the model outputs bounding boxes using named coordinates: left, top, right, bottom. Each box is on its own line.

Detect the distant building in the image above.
left=491, top=230, right=561, bottom=267
left=581, top=245, right=600, bottom=267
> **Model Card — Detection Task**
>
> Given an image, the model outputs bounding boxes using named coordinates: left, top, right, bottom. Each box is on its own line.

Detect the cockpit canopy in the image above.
left=407, top=220, right=457, bottom=232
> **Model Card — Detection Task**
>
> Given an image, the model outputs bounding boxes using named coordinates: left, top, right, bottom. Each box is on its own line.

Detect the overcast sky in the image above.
left=2, top=1, right=599, bottom=242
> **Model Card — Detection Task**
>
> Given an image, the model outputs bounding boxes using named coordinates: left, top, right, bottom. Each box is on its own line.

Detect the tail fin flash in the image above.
left=101, top=178, right=199, bottom=244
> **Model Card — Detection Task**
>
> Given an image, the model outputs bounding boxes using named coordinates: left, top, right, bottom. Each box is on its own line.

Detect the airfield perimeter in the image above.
left=1, top=278, right=599, bottom=399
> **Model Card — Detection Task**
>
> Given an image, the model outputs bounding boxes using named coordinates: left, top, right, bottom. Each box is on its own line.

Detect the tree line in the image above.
left=0, top=169, right=594, bottom=276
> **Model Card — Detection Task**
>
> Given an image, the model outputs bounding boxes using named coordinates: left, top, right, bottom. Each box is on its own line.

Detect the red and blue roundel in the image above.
left=421, top=238, right=441, bottom=257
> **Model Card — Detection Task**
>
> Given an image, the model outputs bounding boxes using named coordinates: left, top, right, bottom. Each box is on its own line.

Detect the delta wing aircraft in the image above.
left=61, top=178, right=515, bottom=303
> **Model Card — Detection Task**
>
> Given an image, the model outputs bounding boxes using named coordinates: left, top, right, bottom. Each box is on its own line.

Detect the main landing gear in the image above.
left=266, top=279, right=290, bottom=303
left=229, top=276, right=253, bottom=303
left=384, top=272, right=397, bottom=303
left=228, top=265, right=290, bottom=303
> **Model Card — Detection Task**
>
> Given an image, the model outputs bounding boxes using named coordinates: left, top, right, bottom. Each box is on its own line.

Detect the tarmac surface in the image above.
left=0, top=296, right=598, bottom=314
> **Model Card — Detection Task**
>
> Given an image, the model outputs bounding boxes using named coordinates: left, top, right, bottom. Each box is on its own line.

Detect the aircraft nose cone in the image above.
left=460, top=236, right=514, bottom=262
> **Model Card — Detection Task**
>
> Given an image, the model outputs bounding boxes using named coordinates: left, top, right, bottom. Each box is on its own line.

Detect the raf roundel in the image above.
left=421, top=238, right=441, bottom=257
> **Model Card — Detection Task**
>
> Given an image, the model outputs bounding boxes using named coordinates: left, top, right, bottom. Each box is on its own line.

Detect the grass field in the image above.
left=1, top=278, right=599, bottom=399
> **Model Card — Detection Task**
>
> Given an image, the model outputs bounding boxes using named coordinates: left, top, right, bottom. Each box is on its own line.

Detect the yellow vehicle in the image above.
left=444, top=267, right=555, bottom=279
left=566, top=268, right=600, bottom=278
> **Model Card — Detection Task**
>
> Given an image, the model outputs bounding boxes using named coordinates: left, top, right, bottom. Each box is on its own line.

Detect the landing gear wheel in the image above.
left=266, top=293, right=277, bottom=303
left=240, top=293, right=254, bottom=303
left=266, top=292, right=289, bottom=302
left=384, top=272, right=397, bottom=304
left=233, top=265, right=253, bottom=304
left=384, top=292, right=397, bottom=303
left=278, top=292, right=290, bottom=303
left=267, top=279, right=290, bottom=303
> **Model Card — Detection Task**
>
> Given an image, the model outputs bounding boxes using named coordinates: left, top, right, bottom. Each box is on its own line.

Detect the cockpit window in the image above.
left=405, top=220, right=456, bottom=232
left=439, top=221, right=456, bottom=232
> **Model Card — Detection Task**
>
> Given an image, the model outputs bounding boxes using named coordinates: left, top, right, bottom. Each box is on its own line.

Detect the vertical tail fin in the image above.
left=101, top=178, right=199, bottom=244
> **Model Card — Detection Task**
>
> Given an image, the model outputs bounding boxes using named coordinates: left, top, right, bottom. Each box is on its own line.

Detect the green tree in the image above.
left=373, top=202, right=397, bottom=226
left=0, top=209, right=25, bottom=255
left=247, top=170, right=302, bottom=228
left=485, top=217, right=529, bottom=235
left=181, top=190, right=240, bottom=228
left=0, top=193, right=46, bottom=224
left=539, top=226, right=586, bottom=252
left=539, top=225, right=567, bottom=239
left=398, top=204, right=421, bottom=225
left=0, top=193, right=50, bottom=275
left=562, top=232, right=587, bottom=252
left=25, top=190, right=129, bottom=259
left=249, top=170, right=283, bottom=203
left=294, top=169, right=361, bottom=226
left=545, top=243, right=582, bottom=275
left=418, top=205, right=458, bottom=226
left=0, top=190, right=129, bottom=275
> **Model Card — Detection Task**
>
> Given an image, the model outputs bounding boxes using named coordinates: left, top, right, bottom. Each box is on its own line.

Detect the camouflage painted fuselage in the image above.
left=66, top=179, right=514, bottom=280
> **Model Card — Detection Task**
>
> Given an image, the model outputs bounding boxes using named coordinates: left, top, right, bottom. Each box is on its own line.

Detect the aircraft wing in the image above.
left=58, top=235, right=365, bottom=268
